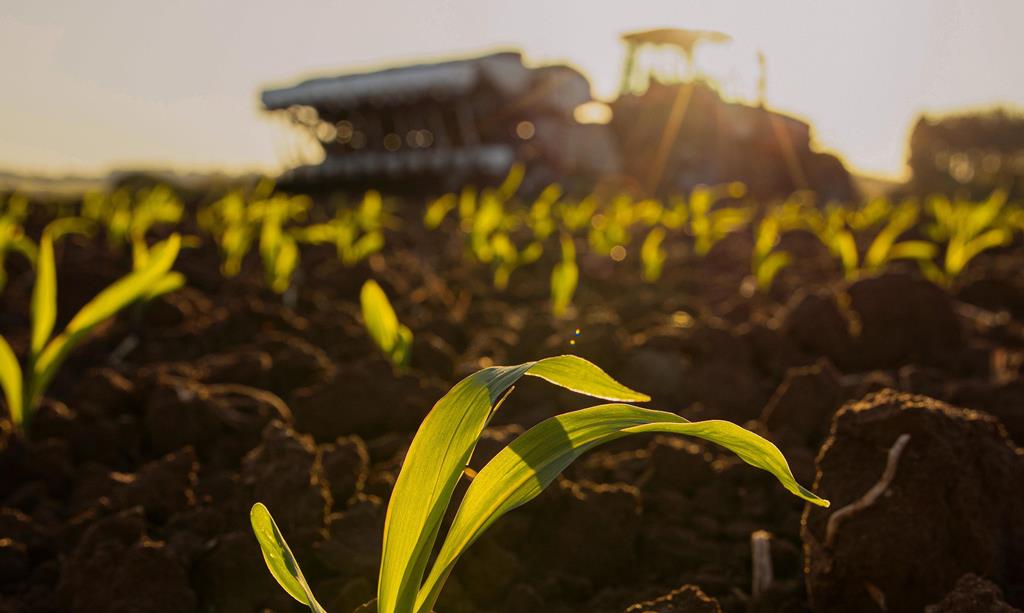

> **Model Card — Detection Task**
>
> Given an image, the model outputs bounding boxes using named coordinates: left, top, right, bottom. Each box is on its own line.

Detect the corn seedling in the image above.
left=82, top=185, right=183, bottom=253
left=555, top=193, right=599, bottom=233
left=550, top=234, right=578, bottom=317
left=845, top=196, right=894, bottom=231
left=805, top=201, right=932, bottom=279
left=588, top=195, right=635, bottom=256
left=640, top=226, right=667, bottom=282
left=360, top=279, right=413, bottom=368
left=467, top=190, right=507, bottom=263
left=250, top=354, right=828, bottom=613
left=525, top=185, right=562, bottom=241
left=199, top=184, right=310, bottom=290
left=489, top=232, right=542, bottom=291
left=424, top=193, right=457, bottom=230
left=922, top=189, right=1013, bottom=285
left=750, top=214, right=791, bottom=292
left=295, top=207, right=385, bottom=267
left=0, top=230, right=181, bottom=432
left=198, top=190, right=254, bottom=276
left=687, top=184, right=752, bottom=256
left=660, top=195, right=689, bottom=229
left=129, top=235, right=190, bottom=302
left=860, top=202, right=936, bottom=274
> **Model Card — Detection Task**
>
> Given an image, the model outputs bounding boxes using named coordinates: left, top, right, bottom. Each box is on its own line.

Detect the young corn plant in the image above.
left=640, top=226, right=667, bottom=282
left=258, top=199, right=302, bottom=294
left=687, top=184, right=752, bottom=256
left=360, top=279, right=413, bottom=368
left=489, top=232, right=543, bottom=291
left=200, top=185, right=310, bottom=292
left=750, top=214, right=791, bottom=293
left=82, top=185, right=183, bottom=254
left=860, top=202, right=936, bottom=275
left=550, top=234, right=578, bottom=317
left=809, top=203, right=934, bottom=280
left=525, top=185, right=562, bottom=242
left=0, top=230, right=181, bottom=432
left=251, top=354, right=828, bottom=613
left=587, top=194, right=635, bottom=256
left=424, top=193, right=457, bottom=230
left=922, top=189, right=1013, bottom=285
left=198, top=190, right=255, bottom=277
left=129, top=237, right=189, bottom=302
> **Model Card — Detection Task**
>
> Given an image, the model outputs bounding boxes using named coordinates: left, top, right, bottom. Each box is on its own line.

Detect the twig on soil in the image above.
left=825, top=433, right=911, bottom=548
left=750, top=530, right=773, bottom=599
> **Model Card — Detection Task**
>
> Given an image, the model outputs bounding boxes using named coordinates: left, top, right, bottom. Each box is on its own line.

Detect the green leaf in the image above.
left=497, top=163, right=525, bottom=201
left=415, top=403, right=827, bottom=613
left=0, top=335, right=23, bottom=427
left=957, top=228, right=1010, bottom=275
left=349, top=231, right=384, bottom=265
left=144, top=272, right=186, bottom=301
left=756, top=251, right=791, bottom=291
left=834, top=231, right=859, bottom=277
left=361, top=279, right=410, bottom=366
left=271, top=236, right=299, bottom=293
left=249, top=503, right=327, bottom=613
left=30, top=218, right=94, bottom=359
left=640, top=227, right=666, bottom=282
left=887, top=240, right=937, bottom=263
left=377, top=356, right=647, bottom=613
left=526, top=354, right=650, bottom=403
left=29, top=229, right=57, bottom=360
left=424, top=193, right=456, bottom=229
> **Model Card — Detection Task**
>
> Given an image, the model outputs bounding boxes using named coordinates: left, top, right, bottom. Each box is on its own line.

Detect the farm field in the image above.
left=0, top=179, right=1022, bottom=613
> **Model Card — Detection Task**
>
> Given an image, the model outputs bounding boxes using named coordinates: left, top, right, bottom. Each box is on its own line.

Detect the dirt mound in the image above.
left=925, top=573, right=1023, bottom=613
left=783, top=272, right=965, bottom=371
left=802, top=389, right=1024, bottom=611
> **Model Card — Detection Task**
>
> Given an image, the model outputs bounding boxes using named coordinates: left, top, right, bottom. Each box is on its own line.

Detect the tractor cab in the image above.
left=618, top=28, right=764, bottom=104
left=607, top=28, right=854, bottom=200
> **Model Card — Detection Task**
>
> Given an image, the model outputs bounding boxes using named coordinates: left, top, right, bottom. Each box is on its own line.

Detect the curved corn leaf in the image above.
left=361, top=279, right=411, bottom=366
left=0, top=336, right=23, bottom=427
left=29, top=234, right=181, bottom=408
left=377, top=356, right=647, bottom=613
left=947, top=228, right=1010, bottom=278
left=29, top=230, right=57, bottom=360
left=641, top=227, right=666, bottom=282
left=271, top=236, right=299, bottom=294
left=415, top=404, right=827, bottom=613
left=756, top=251, right=791, bottom=291
left=144, top=272, right=186, bottom=301
left=349, top=231, right=384, bottom=265
left=424, top=193, right=456, bottom=229
left=30, top=219, right=94, bottom=359
left=525, top=354, right=650, bottom=403
left=887, top=240, right=937, bottom=263
left=249, top=503, right=327, bottom=613
left=834, top=231, right=859, bottom=277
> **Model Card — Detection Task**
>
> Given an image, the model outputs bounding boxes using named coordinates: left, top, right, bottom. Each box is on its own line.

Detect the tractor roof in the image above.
left=621, top=28, right=733, bottom=53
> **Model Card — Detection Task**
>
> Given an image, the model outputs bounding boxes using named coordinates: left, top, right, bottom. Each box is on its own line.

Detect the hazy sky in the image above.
left=2, top=0, right=1022, bottom=179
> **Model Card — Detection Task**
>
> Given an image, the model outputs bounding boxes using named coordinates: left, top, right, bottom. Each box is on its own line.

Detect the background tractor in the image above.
left=262, top=28, right=855, bottom=201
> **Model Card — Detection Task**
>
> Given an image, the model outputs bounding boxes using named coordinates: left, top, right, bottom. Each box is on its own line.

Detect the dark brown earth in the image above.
left=0, top=198, right=1022, bottom=612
